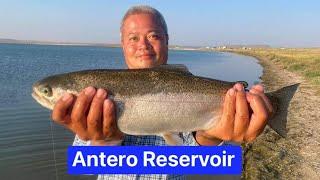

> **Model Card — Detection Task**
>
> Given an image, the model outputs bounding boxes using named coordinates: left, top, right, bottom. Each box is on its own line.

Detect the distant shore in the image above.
left=222, top=48, right=320, bottom=179
left=0, top=39, right=121, bottom=48
left=0, top=38, right=277, bottom=52
left=0, top=38, right=204, bottom=51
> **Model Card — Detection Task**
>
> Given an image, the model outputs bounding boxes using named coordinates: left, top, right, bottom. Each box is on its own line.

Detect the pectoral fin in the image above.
left=162, top=133, right=184, bottom=145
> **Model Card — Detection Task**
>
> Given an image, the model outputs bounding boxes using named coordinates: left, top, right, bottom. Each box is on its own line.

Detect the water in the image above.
left=0, top=43, right=262, bottom=179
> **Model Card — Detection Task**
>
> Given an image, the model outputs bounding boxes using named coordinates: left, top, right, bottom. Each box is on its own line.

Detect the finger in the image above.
left=245, top=93, right=268, bottom=142
left=252, top=84, right=264, bottom=93
left=233, top=83, right=244, bottom=92
left=102, top=99, right=124, bottom=140
left=52, top=93, right=73, bottom=126
left=250, top=85, right=273, bottom=116
left=219, top=88, right=236, bottom=134
left=87, top=89, right=107, bottom=139
left=199, top=88, right=236, bottom=142
left=234, top=87, right=249, bottom=140
left=71, top=86, right=96, bottom=130
left=102, top=99, right=117, bottom=138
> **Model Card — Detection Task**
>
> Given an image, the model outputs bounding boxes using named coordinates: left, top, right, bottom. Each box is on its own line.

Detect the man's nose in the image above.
left=138, top=36, right=151, bottom=50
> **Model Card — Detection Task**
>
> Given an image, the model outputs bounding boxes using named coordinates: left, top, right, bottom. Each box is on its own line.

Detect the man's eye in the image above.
left=129, top=36, right=138, bottom=42
left=148, top=34, right=160, bottom=40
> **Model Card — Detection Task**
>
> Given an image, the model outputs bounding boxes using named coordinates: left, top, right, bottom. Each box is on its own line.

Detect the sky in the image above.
left=1, top=0, right=319, bottom=47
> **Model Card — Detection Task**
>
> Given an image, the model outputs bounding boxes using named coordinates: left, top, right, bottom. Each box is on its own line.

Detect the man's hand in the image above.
left=195, top=83, right=274, bottom=145
left=51, top=86, right=124, bottom=145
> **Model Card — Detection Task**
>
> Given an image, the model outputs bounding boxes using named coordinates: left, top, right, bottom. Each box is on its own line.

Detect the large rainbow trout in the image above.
left=32, top=65, right=299, bottom=144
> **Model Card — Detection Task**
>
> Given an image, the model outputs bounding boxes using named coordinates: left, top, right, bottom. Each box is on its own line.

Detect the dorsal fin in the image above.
left=154, top=64, right=193, bottom=75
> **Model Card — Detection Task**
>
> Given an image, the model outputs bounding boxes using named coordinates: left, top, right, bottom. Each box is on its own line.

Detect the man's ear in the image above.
left=120, top=33, right=124, bottom=44
left=166, top=34, right=169, bottom=45
left=120, top=35, right=125, bottom=49
left=120, top=38, right=126, bottom=57
left=121, top=44, right=126, bottom=57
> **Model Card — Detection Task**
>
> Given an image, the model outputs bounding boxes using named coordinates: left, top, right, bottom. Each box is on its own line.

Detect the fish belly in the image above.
left=115, top=92, right=223, bottom=135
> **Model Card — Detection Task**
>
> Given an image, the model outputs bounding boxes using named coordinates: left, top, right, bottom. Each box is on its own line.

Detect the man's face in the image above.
left=121, top=13, right=168, bottom=69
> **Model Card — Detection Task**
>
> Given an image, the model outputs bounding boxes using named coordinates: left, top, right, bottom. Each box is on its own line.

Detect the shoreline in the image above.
left=0, top=41, right=201, bottom=51
left=224, top=49, right=320, bottom=179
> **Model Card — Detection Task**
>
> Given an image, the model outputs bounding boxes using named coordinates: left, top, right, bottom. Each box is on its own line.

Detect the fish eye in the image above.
left=41, top=86, right=52, bottom=97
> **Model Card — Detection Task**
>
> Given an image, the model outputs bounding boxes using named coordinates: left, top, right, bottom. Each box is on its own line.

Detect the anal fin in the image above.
left=162, top=133, right=183, bottom=145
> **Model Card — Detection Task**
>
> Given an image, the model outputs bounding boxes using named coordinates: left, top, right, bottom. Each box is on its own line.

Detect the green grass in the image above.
left=223, top=48, right=320, bottom=88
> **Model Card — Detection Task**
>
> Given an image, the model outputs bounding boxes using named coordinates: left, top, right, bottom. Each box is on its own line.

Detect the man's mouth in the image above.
left=138, top=54, right=155, bottom=60
left=140, top=53, right=154, bottom=56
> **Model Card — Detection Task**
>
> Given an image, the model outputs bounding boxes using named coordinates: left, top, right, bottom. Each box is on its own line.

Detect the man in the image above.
left=52, top=5, right=273, bottom=179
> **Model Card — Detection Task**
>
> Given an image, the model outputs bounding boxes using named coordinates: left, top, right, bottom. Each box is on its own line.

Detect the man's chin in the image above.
left=138, top=58, right=157, bottom=68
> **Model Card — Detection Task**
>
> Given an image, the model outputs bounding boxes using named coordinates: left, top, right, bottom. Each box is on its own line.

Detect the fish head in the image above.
left=32, top=74, right=76, bottom=110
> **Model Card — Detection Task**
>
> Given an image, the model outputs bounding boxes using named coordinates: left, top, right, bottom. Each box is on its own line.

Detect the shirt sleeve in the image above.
left=72, top=135, right=91, bottom=146
left=72, top=135, right=124, bottom=146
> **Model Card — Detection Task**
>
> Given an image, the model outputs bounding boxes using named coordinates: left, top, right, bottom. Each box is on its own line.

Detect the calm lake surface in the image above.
left=0, top=43, right=262, bottom=179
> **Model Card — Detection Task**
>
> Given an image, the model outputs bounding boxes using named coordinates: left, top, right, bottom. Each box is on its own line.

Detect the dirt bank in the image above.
left=226, top=50, right=320, bottom=179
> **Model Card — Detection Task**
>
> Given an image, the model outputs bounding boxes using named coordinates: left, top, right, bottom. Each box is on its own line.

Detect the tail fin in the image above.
left=265, top=84, right=299, bottom=137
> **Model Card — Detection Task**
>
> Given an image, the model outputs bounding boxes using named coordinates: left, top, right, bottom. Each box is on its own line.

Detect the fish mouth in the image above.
left=32, top=85, right=54, bottom=110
